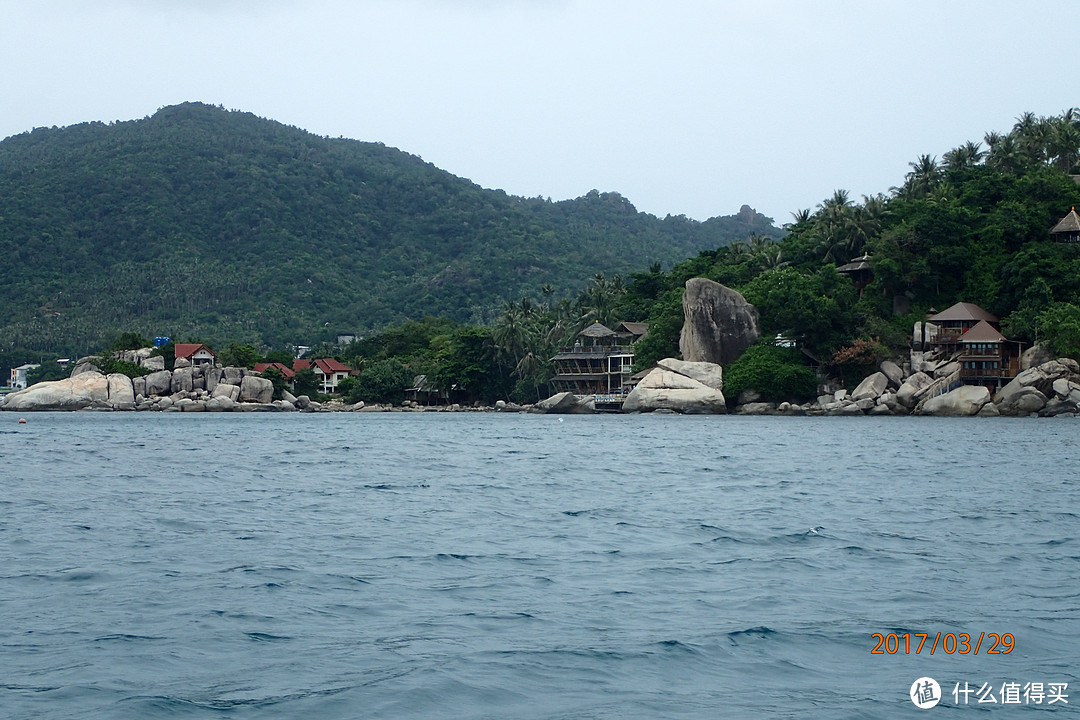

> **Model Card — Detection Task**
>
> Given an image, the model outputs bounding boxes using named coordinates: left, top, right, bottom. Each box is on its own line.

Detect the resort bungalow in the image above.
left=550, top=321, right=646, bottom=399
left=956, top=320, right=1021, bottom=390
left=174, top=343, right=217, bottom=366
left=926, top=302, right=1000, bottom=356
left=294, top=358, right=353, bottom=394
left=922, top=302, right=1022, bottom=390
left=1050, top=207, right=1080, bottom=243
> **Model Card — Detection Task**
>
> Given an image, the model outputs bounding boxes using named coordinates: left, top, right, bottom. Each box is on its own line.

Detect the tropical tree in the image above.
left=901, top=155, right=943, bottom=198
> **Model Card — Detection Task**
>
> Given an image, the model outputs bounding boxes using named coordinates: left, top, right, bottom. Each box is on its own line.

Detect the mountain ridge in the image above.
left=0, top=102, right=780, bottom=356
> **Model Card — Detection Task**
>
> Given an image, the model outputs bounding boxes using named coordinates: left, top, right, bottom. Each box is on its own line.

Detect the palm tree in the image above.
left=1047, top=117, right=1080, bottom=173
left=903, top=155, right=942, bottom=197
left=943, top=141, right=985, bottom=171
left=789, top=208, right=812, bottom=227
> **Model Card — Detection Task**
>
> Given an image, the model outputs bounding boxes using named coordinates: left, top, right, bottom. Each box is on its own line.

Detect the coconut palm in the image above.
left=903, top=155, right=942, bottom=198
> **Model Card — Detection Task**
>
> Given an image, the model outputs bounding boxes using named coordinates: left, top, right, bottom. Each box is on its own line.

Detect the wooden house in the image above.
left=957, top=320, right=1020, bottom=389
left=551, top=322, right=643, bottom=398
left=927, top=302, right=999, bottom=355
left=923, top=302, right=1023, bottom=390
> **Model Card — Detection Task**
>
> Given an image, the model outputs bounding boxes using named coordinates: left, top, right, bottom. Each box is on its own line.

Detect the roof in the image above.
left=174, top=343, right=217, bottom=359
left=578, top=322, right=615, bottom=338
left=254, top=362, right=296, bottom=378
left=960, top=320, right=1007, bottom=343
left=615, top=321, right=649, bottom=336
left=293, top=359, right=311, bottom=371
left=310, top=358, right=352, bottom=375
left=929, top=302, right=998, bottom=323
left=1051, top=208, right=1080, bottom=235
left=836, top=254, right=872, bottom=273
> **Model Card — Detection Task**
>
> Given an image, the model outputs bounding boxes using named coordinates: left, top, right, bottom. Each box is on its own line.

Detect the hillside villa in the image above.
left=923, top=302, right=1022, bottom=391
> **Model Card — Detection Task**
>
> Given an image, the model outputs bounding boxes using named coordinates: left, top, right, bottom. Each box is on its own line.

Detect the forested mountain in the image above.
left=0, top=102, right=779, bottom=359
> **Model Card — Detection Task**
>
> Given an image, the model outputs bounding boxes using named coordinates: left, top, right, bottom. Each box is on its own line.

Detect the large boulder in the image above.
left=144, top=370, right=173, bottom=396
left=678, top=278, right=760, bottom=365
left=735, top=401, right=775, bottom=415
left=205, top=395, right=235, bottom=412
left=223, top=366, right=245, bottom=386
left=239, top=375, right=274, bottom=404
left=535, top=392, right=593, bottom=414
left=995, top=360, right=1075, bottom=405
left=934, top=361, right=961, bottom=379
left=623, top=361, right=727, bottom=414
left=1052, top=378, right=1080, bottom=405
left=70, top=357, right=101, bottom=377
left=879, top=360, right=904, bottom=388
left=851, top=372, right=888, bottom=401
left=211, top=383, right=241, bottom=402
left=1020, top=345, right=1054, bottom=371
left=140, top=355, right=165, bottom=372
left=107, top=373, right=136, bottom=410
left=918, top=385, right=991, bottom=416
left=1, top=371, right=110, bottom=411
left=171, top=366, right=193, bottom=394
left=897, top=372, right=935, bottom=408
left=656, top=358, right=723, bottom=390
left=996, top=385, right=1048, bottom=416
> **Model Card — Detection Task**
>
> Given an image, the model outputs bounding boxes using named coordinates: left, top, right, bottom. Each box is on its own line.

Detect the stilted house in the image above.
left=551, top=321, right=645, bottom=398
left=1050, top=208, right=1080, bottom=243
left=922, top=302, right=1023, bottom=390
left=927, top=302, right=999, bottom=356
left=836, top=254, right=874, bottom=297
left=957, top=320, right=1021, bottom=389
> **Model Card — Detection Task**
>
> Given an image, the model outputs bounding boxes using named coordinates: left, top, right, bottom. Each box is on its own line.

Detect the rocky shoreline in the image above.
left=4, top=354, right=1080, bottom=418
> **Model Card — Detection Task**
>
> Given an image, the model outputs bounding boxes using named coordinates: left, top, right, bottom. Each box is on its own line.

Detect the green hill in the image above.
left=0, top=102, right=780, bottom=358
left=619, top=109, right=1080, bottom=377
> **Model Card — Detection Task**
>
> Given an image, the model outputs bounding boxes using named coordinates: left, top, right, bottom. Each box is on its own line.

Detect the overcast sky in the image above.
left=1, top=1, right=1075, bottom=224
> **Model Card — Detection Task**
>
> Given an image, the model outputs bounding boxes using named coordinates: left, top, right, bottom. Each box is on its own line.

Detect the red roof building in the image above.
left=292, top=358, right=353, bottom=393
left=174, top=343, right=217, bottom=366
left=253, top=362, right=296, bottom=378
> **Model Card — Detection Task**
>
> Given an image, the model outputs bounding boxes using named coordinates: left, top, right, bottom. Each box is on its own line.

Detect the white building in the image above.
left=9, top=363, right=40, bottom=389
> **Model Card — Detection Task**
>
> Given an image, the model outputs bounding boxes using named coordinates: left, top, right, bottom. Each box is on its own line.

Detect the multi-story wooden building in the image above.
left=926, top=302, right=1021, bottom=390
left=550, top=322, right=646, bottom=397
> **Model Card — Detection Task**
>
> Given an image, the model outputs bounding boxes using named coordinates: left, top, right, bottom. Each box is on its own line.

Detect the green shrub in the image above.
left=724, top=342, right=818, bottom=403
left=96, top=356, right=152, bottom=378
left=1037, top=302, right=1080, bottom=361
left=353, top=359, right=413, bottom=404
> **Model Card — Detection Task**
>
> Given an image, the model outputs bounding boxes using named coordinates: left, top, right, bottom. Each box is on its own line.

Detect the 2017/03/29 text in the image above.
left=872, top=632, right=1014, bottom=655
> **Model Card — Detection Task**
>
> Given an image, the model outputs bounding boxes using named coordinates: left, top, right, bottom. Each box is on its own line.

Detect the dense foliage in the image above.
left=613, top=109, right=1080, bottom=388
left=723, top=343, right=819, bottom=402
left=0, top=102, right=779, bottom=373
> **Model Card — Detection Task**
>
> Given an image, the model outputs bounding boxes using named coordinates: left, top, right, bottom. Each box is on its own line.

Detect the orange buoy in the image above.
left=18, top=418, right=26, bottom=424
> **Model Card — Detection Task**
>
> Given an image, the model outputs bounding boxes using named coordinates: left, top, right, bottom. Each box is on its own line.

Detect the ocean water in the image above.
left=1, top=412, right=1078, bottom=718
